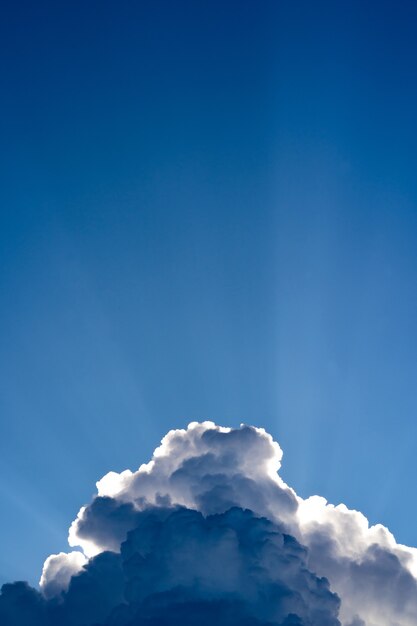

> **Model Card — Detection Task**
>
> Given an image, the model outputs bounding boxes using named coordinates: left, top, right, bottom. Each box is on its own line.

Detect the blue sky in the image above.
left=1, top=0, right=417, bottom=585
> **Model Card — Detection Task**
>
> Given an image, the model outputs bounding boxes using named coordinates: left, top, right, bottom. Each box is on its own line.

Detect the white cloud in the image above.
left=39, top=422, right=417, bottom=625
left=39, top=551, right=87, bottom=600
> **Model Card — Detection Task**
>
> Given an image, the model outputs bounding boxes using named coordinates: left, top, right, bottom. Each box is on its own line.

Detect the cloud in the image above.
left=297, top=497, right=417, bottom=624
left=2, top=422, right=417, bottom=625
left=40, top=552, right=87, bottom=600
left=0, top=581, right=46, bottom=626
left=68, top=423, right=297, bottom=559
left=118, top=506, right=340, bottom=625
left=1, top=507, right=340, bottom=626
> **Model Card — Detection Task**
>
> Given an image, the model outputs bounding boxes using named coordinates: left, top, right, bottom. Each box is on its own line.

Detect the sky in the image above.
left=1, top=0, right=417, bottom=589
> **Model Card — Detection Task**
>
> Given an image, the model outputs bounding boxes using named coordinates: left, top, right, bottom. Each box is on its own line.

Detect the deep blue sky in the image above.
left=2, top=0, right=417, bottom=585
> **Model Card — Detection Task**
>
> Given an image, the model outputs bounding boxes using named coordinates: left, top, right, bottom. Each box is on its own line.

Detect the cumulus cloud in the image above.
left=1, top=507, right=340, bottom=626
left=69, top=423, right=297, bottom=559
left=2, top=421, right=417, bottom=625
left=40, top=551, right=87, bottom=600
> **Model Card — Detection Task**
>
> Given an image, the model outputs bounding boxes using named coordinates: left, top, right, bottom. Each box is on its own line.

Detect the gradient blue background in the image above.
left=2, top=0, right=417, bottom=585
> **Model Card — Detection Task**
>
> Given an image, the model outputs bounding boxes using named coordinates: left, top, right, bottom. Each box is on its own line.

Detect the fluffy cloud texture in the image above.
left=2, top=422, right=417, bottom=625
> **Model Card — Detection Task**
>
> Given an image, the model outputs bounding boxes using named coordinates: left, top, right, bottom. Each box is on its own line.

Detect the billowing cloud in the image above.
left=69, top=423, right=298, bottom=558
left=1, top=507, right=340, bottom=625
left=40, top=552, right=87, bottom=600
left=2, top=422, right=417, bottom=625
